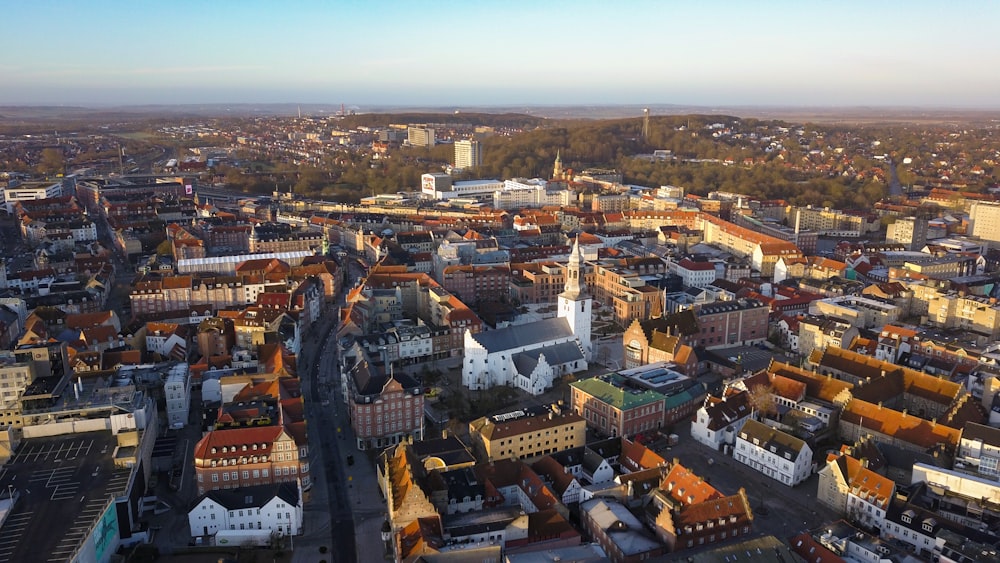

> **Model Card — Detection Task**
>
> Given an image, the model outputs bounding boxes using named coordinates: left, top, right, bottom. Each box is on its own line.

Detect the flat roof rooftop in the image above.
left=0, top=430, right=132, bottom=563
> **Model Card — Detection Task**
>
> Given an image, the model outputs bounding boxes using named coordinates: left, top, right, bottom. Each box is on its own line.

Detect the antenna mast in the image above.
left=642, top=108, right=650, bottom=140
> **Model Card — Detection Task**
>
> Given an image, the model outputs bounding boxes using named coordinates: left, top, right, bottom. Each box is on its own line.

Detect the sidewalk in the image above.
left=292, top=312, right=337, bottom=563
left=328, top=335, right=390, bottom=562
left=292, top=303, right=390, bottom=563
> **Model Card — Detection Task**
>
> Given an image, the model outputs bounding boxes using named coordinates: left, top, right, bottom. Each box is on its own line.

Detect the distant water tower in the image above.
left=642, top=108, right=650, bottom=140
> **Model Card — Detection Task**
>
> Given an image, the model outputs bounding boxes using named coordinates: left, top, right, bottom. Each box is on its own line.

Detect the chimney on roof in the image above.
left=878, top=401, right=882, bottom=410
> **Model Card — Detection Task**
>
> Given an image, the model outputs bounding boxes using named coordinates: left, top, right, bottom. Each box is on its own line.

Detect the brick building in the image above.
left=345, top=360, right=424, bottom=451
left=193, top=426, right=308, bottom=495
left=693, top=298, right=769, bottom=349
left=440, top=265, right=511, bottom=305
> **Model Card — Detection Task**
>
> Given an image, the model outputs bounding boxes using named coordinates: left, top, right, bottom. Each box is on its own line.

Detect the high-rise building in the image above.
left=454, top=139, right=482, bottom=169
left=886, top=216, right=928, bottom=251
left=407, top=126, right=435, bottom=148
left=970, top=201, right=1000, bottom=246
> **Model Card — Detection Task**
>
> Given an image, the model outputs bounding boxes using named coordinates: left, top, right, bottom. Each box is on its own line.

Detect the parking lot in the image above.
left=0, top=432, right=130, bottom=563
left=9, top=437, right=96, bottom=464
left=651, top=420, right=840, bottom=540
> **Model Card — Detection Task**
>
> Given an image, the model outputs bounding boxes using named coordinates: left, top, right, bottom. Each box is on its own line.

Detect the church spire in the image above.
left=562, top=236, right=584, bottom=299
left=553, top=150, right=563, bottom=180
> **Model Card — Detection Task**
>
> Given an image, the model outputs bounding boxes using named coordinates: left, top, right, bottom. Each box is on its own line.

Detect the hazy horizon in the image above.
left=4, top=1, right=999, bottom=109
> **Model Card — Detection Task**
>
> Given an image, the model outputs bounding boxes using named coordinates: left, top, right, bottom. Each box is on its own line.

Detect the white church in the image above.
left=462, top=238, right=592, bottom=395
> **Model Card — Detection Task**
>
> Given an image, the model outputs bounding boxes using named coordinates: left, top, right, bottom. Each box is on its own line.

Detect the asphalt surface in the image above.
left=295, top=257, right=382, bottom=563
left=650, top=419, right=840, bottom=542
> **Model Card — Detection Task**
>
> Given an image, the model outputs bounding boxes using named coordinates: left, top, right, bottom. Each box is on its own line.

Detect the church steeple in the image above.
left=558, top=235, right=592, bottom=361
left=561, top=236, right=585, bottom=300
left=553, top=150, right=563, bottom=180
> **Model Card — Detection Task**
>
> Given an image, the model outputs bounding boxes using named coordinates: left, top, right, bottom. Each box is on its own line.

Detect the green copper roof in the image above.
left=571, top=374, right=664, bottom=410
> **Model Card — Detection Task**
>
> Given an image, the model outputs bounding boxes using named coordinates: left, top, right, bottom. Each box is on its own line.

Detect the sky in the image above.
left=2, top=0, right=998, bottom=108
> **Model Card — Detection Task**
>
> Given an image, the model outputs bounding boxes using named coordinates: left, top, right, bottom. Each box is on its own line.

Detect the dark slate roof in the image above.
left=349, top=359, right=419, bottom=397
left=512, top=353, right=539, bottom=377
left=638, top=309, right=699, bottom=339
left=439, top=467, right=485, bottom=504
left=409, top=436, right=476, bottom=468
left=961, top=422, right=1000, bottom=448
left=588, top=437, right=623, bottom=460
left=203, top=481, right=298, bottom=511
left=550, top=446, right=586, bottom=468
left=470, top=317, right=574, bottom=353
left=738, top=419, right=807, bottom=458
left=513, top=342, right=584, bottom=375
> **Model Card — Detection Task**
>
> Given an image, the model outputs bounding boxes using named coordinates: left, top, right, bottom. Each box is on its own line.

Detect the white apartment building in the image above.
left=886, top=216, right=928, bottom=251
left=970, top=201, right=1000, bottom=246
left=734, top=419, right=812, bottom=486
left=454, top=139, right=482, bottom=169
left=956, top=422, right=1000, bottom=480
left=808, top=295, right=901, bottom=329
left=164, top=363, right=191, bottom=430
left=420, top=173, right=503, bottom=200
left=3, top=182, right=62, bottom=213
left=690, top=391, right=751, bottom=451
left=188, top=481, right=303, bottom=538
left=673, top=258, right=718, bottom=288
left=492, top=178, right=572, bottom=210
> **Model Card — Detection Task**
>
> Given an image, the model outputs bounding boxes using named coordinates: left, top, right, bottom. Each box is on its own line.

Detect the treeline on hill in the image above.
left=216, top=113, right=943, bottom=208
left=338, top=112, right=548, bottom=130
left=462, top=114, right=888, bottom=209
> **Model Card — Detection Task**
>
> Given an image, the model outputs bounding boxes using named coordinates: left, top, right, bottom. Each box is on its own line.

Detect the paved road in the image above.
left=651, top=419, right=840, bottom=541
left=293, top=305, right=357, bottom=563
left=296, top=258, right=388, bottom=563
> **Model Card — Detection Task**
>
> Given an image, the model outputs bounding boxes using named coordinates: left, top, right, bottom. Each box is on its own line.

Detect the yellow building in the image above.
left=469, top=405, right=585, bottom=462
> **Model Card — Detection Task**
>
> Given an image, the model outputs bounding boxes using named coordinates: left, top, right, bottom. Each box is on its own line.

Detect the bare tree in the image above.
left=746, top=383, right=778, bottom=419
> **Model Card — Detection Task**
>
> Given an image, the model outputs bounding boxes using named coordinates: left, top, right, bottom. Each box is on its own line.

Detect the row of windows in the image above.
left=205, top=464, right=303, bottom=483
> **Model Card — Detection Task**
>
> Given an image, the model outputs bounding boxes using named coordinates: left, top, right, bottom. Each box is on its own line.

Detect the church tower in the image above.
left=553, top=150, right=564, bottom=180
left=558, top=237, right=592, bottom=360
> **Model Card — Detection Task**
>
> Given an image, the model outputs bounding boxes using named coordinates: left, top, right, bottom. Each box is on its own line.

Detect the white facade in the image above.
left=911, top=463, right=1000, bottom=505
left=734, top=420, right=812, bottom=486
left=970, top=201, right=1000, bottom=246
left=146, top=328, right=187, bottom=360
left=462, top=239, right=591, bottom=394
left=164, top=363, right=191, bottom=429
left=559, top=241, right=592, bottom=361
left=188, top=481, right=303, bottom=538
left=674, top=259, right=717, bottom=288
left=454, top=140, right=482, bottom=169
left=421, top=174, right=502, bottom=200
left=3, top=182, right=62, bottom=213
left=846, top=486, right=888, bottom=531
left=690, top=392, right=752, bottom=451
left=492, top=178, right=572, bottom=210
